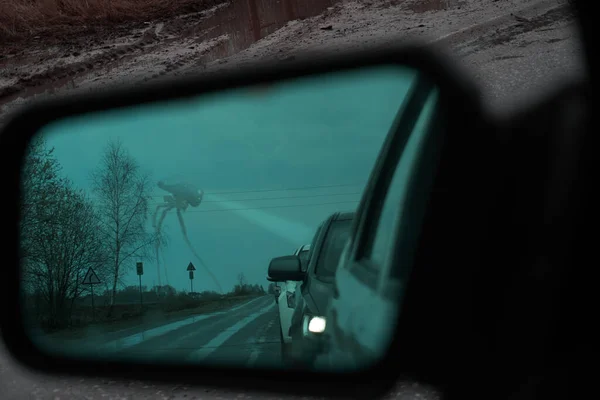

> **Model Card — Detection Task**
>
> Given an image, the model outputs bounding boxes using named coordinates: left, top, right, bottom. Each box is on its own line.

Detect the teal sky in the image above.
left=38, top=65, right=418, bottom=293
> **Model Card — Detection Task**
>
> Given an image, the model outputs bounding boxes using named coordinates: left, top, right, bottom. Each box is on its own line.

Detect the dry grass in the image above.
left=0, top=0, right=216, bottom=41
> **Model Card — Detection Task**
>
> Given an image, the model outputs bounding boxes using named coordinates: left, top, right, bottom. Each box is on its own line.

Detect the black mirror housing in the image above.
left=0, top=42, right=484, bottom=400
left=267, top=255, right=304, bottom=282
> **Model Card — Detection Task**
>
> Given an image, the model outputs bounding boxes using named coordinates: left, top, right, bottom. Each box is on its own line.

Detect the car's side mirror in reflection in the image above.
left=267, top=255, right=304, bottom=282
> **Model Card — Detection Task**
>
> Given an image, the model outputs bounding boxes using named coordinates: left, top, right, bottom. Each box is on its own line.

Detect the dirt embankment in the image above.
left=0, top=0, right=566, bottom=124
left=0, top=0, right=342, bottom=116
left=0, top=0, right=229, bottom=102
left=0, top=0, right=220, bottom=46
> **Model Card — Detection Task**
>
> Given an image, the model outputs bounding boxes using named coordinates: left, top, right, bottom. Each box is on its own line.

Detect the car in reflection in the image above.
left=267, top=244, right=311, bottom=361
left=313, top=83, right=441, bottom=370
left=268, top=211, right=355, bottom=366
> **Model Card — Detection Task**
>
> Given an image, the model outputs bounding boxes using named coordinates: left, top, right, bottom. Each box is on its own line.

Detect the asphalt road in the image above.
left=99, top=296, right=282, bottom=368
left=29, top=296, right=283, bottom=369
left=0, top=2, right=587, bottom=399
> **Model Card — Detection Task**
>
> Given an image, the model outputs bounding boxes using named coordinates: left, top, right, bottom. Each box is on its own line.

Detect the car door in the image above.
left=322, top=74, right=444, bottom=369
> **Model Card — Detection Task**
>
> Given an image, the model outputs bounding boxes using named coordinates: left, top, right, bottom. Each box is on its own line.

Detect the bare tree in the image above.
left=21, top=138, right=108, bottom=329
left=24, top=184, right=108, bottom=329
left=21, top=137, right=67, bottom=324
left=233, top=272, right=250, bottom=295
left=91, top=139, right=157, bottom=316
left=20, top=137, right=63, bottom=265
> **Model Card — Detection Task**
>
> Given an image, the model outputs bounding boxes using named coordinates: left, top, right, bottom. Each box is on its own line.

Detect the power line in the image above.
left=175, top=199, right=361, bottom=214
left=147, top=182, right=364, bottom=198
left=148, top=191, right=362, bottom=207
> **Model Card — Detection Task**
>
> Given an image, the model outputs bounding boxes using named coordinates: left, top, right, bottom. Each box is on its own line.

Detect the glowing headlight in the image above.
left=307, top=316, right=327, bottom=334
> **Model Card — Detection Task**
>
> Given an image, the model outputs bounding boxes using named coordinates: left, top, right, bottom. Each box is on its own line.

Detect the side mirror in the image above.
left=267, top=255, right=304, bottom=282
left=0, top=41, right=482, bottom=400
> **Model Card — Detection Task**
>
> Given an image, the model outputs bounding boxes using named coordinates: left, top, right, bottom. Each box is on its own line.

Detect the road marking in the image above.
left=97, top=296, right=267, bottom=352
left=169, top=300, right=274, bottom=348
left=187, top=302, right=275, bottom=362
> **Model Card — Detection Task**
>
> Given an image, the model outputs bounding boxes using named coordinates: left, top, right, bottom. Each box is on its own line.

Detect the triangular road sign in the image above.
left=187, top=262, right=196, bottom=271
left=82, top=267, right=101, bottom=285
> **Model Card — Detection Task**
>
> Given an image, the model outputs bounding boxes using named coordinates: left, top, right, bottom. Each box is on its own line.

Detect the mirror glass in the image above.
left=19, top=65, right=439, bottom=371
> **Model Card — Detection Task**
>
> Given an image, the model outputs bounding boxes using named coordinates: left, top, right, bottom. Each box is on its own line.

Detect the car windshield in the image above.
left=304, top=227, right=322, bottom=271
left=314, top=219, right=353, bottom=277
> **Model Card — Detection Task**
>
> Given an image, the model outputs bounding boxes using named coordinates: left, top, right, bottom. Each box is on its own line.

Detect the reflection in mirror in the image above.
left=19, top=65, right=439, bottom=372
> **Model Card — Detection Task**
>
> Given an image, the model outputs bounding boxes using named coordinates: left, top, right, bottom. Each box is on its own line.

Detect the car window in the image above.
left=361, top=91, right=438, bottom=272
left=305, top=225, right=322, bottom=271
left=314, top=219, right=353, bottom=278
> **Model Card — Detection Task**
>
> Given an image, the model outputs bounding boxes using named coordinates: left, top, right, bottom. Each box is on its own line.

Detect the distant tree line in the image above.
left=79, top=276, right=266, bottom=306
left=232, top=272, right=266, bottom=296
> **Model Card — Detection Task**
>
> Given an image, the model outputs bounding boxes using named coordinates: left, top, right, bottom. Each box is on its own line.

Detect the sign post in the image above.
left=187, top=262, right=196, bottom=294
left=81, top=267, right=102, bottom=322
left=136, top=262, right=144, bottom=309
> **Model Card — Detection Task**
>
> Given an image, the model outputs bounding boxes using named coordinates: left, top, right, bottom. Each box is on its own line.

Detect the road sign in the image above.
left=189, top=270, right=194, bottom=280
left=189, top=270, right=194, bottom=293
left=81, top=267, right=101, bottom=285
left=81, top=267, right=101, bottom=322
left=136, top=262, right=144, bottom=308
left=187, top=262, right=196, bottom=271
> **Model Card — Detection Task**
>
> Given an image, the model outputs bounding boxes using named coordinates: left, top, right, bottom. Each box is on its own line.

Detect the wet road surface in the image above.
left=34, top=296, right=284, bottom=369
left=2, top=293, right=443, bottom=399
left=103, top=296, right=282, bottom=367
